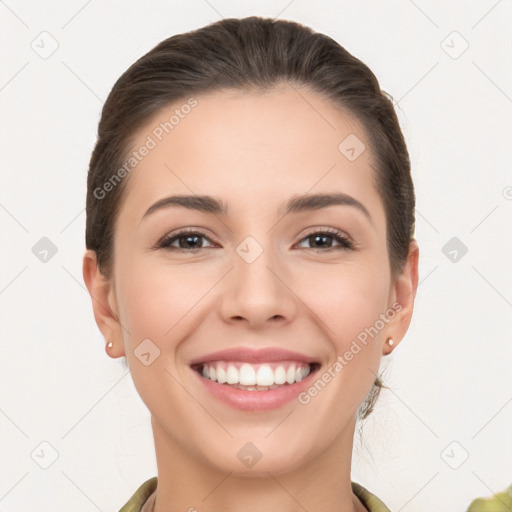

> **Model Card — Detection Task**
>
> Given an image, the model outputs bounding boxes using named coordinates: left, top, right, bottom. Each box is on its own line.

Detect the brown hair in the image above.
left=85, top=16, right=415, bottom=419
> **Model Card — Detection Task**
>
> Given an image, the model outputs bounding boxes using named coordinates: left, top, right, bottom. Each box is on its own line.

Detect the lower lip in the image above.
left=191, top=366, right=319, bottom=412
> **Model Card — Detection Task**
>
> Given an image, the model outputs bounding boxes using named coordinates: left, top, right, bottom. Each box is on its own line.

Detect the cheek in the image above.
left=299, top=262, right=389, bottom=396
left=116, top=254, right=199, bottom=332
left=113, top=260, right=205, bottom=419
left=297, top=260, right=390, bottom=339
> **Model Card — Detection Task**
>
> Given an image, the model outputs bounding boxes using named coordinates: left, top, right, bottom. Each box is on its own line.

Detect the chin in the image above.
left=197, top=437, right=314, bottom=477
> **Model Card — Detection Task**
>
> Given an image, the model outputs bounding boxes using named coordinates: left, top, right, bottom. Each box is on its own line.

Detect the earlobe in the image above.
left=382, top=337, right=395, bottom=356
left=82, top=250, right=125, bottom=357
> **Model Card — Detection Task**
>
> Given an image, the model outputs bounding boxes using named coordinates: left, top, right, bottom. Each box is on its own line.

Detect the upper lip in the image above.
left=189, top=347, right=319, bottom=366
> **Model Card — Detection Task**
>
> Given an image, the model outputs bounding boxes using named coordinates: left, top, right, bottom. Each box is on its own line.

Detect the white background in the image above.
left=1, top=1, right=511, bottom=511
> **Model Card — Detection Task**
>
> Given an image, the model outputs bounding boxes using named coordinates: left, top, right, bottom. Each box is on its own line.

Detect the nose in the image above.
left=219, top=243, right=298, bottom=329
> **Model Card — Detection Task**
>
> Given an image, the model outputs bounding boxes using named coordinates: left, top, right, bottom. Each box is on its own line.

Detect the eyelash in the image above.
left=156, top=227, right=354, bottom=253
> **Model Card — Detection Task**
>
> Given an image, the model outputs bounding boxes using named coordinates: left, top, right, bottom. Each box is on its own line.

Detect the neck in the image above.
left=150, top=416, right=366, bottom=512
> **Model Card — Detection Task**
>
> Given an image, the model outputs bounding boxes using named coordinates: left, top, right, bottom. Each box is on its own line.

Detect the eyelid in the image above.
left=154, top=227, right=217, bottom=250
left=296, top=226, right=355, bottom=250
left=298, top=226, right=353, bottom=243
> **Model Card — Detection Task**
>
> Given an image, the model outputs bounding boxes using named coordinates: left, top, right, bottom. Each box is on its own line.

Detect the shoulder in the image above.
left=118, top=476, right=157, bottom=512
left=352, top=481, right=512, bottom=512
left=351, top=481, right=392, bottom=512
left=465, top=483, right=512, bottom=512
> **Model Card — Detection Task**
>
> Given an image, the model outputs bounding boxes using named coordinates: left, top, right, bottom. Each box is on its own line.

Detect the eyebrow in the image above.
left=141, top=192, right=372, bottom=223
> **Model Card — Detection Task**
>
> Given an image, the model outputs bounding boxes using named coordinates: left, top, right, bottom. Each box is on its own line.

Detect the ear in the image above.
left=383, top=239, right=419, bottom=355
left=82, top=250, right=125, bottom=358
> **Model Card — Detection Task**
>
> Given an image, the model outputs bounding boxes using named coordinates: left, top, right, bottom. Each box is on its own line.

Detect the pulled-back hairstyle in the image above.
left=85, top=16, right=415, bottom=420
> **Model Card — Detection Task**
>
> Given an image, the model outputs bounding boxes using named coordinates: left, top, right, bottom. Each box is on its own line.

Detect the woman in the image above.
left=82, top=16, right=419, bottom=511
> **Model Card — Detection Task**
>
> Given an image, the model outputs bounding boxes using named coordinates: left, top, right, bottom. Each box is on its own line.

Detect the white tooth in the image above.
left=207, top=362, right=310, bottom=387
left=226, top=365, right=239, bottom=384
left=216, top=365, right=227, bottom=384
left=239, top=363, right=256, bottom=385
left=286, top=365, right=296, bottom=384
left=274, top=365, right=287, bottom=385
left=256, top=365, right=275, bottom=386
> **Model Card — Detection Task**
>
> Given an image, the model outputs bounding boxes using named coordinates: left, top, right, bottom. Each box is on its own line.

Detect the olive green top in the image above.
left=118, top=476, right=392, bottom=511
left=118, top=476, right=512, bottom=512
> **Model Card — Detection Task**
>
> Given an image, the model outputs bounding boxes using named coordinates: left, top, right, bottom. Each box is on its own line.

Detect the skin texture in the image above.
left=83, top=83, right=419, bottom=512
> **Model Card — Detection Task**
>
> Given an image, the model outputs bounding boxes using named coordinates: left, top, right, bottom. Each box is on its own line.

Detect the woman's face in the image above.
left=84, top=83, right=418, bottom=476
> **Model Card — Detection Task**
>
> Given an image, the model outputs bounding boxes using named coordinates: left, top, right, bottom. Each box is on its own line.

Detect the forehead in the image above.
left=117, top=84, right=384, bottom=228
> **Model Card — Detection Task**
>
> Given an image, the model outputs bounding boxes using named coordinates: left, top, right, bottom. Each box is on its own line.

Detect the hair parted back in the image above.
left=85, top=16, right=415, bottom=420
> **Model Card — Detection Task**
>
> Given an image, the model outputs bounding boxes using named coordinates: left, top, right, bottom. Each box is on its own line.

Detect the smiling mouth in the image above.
left=191, top=361, right=321, bottom=391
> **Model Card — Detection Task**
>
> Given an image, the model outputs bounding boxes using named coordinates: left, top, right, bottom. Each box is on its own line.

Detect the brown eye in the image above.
left=296, top=229, right=354, bottom=251
left=158, top=230, right=215, bottom=252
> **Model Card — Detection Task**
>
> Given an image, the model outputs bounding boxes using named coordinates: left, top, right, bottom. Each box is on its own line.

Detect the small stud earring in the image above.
left=386, top=337, right=394, bottom=346
left=107, top=340, right=113, bottom=349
